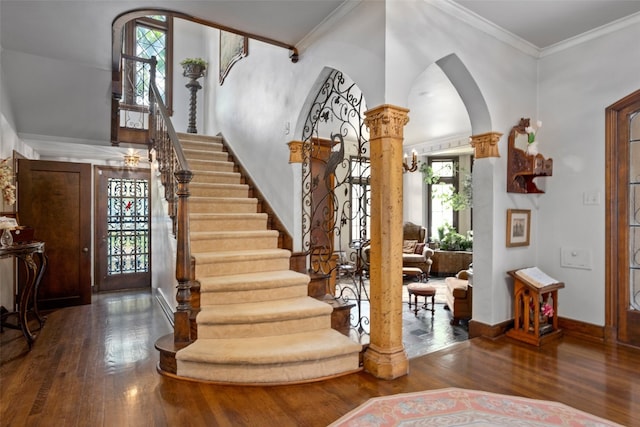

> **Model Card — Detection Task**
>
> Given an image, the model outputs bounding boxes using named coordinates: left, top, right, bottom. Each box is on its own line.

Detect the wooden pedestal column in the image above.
left=362, top=104, right=410, bottom=379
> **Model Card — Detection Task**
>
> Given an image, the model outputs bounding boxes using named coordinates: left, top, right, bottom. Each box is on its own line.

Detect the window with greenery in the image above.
left=426, top=157, right=459, bottom=240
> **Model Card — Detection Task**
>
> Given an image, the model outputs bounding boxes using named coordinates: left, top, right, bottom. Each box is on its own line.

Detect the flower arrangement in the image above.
left=530, top=294, right=554, bottom=322
left=541, top=301, right=554, bottom=318
left=525, top=120, right=542, bottom=145
left=0, top=158, right=16, bottom=206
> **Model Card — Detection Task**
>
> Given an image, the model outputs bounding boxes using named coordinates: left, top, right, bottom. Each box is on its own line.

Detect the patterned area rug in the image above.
left=329, top=388, right=622, bottom=426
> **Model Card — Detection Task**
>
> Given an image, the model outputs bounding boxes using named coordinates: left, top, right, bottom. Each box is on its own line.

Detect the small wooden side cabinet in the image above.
left=506, top=270, right=564, bottom=346
left=0, top=241, right=47, bottom=349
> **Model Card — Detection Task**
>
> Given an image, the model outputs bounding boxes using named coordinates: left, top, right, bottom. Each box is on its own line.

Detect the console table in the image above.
left=0, top=241, right=47, bottom=349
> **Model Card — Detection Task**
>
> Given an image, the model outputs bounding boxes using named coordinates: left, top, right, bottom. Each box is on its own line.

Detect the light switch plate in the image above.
left=561, top=247, right=592, bottom=270
left=583, top=190, right=600, bottom=205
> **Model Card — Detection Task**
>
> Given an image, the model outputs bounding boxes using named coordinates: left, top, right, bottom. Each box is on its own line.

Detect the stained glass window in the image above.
left=629, top=112, right=640, bottom=309
left=135, top=20, right=166, bottom=102
left=107, top=178, right=149, bottom=275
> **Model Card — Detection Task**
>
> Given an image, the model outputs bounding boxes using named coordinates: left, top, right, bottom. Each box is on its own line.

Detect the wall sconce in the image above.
left=403, top=150, right=418, bottom=173
left=124, top=149, right=140, bottom=167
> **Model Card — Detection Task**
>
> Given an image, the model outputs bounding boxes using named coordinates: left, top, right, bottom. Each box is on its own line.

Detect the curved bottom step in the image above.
left=174, top=329, right=362, bottom=384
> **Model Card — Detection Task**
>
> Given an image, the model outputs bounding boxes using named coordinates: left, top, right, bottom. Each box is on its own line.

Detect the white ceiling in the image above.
left=452, top=0, right=640, bottom=49
left=2, top=0, right=640, bottom=154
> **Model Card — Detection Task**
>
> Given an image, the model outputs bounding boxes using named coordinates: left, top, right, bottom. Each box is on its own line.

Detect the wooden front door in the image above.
left=606, top=89, right=640, bottom=346
left=17, top=159, right=92, bottom=308
left=95, top=166, right=151, bottom=292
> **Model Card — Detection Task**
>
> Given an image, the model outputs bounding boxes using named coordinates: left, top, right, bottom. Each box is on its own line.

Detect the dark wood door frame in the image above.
left=605, top=88, right=640, bottom=345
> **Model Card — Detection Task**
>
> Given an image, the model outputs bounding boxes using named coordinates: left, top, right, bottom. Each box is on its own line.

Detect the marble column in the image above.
left=362, top=104, right=410, bottom=379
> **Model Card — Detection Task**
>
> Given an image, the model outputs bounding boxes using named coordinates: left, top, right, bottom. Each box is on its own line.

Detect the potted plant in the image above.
left=437, top=224, right=473, bottom=251
left=180, top=57, right=208, bottom=79
left=420, top=163, right=472, bottom=211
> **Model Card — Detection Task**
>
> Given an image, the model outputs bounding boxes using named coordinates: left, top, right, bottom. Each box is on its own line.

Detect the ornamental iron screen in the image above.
left=107, top=177, right=150, bottom=275
left=300, top=69, right=371, bottom=339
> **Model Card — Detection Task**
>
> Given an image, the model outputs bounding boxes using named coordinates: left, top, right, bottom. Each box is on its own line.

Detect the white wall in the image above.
left=537, top=22, right=640, bottom=325
left=173, top=18, right=209, bottom=135
left=151, top=170, right=178, bottom=311
left=0, top=67, right=39, bottom=310
left=384, top=1, right=540, bottom=325
left=202, top=1, right=386, bottom=239
left=198, top=0, right=545, bottom=326
left=206, top=0, right=637, bottom=328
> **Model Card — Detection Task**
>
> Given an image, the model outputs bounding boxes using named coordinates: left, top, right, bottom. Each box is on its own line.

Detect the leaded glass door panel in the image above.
left=96, top=166, right=151, bottom=291
left=607, top=90, right=640, bottom=346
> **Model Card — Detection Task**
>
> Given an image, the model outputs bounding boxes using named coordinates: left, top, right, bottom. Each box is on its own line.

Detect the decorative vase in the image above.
left=526, top=141, right=539, bottom=155
left=1, top=228, right=13, bottom=247
left=182, top=63, right=206, bottom=80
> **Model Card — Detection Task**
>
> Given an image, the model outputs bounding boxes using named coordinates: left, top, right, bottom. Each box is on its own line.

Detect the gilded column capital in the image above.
left=287, top=140, right=303, bottom=164
left=470, top=131, right=503, bottom=159
left=364, top=104, right=410, bottom=140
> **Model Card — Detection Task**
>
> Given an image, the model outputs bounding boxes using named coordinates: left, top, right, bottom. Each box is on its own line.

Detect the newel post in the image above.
left=174, top=169, right=194, bottom=343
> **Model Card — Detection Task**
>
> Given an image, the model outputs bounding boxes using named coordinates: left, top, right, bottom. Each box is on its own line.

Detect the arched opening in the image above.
left=403, top=53, right=492, bottom=347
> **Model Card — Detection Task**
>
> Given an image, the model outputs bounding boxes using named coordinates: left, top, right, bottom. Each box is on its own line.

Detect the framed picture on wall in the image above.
left=506, top=209, right=531, bottom=247
left=219, top=31, right=248, bottom=85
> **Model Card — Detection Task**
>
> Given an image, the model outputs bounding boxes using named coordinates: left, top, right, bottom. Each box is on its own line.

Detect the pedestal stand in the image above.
left=186, top=78, right=202, bottom=134
left=182, top=63, right=205, bottom=134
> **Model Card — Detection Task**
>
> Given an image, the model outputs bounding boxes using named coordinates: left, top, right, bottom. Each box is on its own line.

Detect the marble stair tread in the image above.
left=197, top=296, right=332, bottom=324
left=198, top=270, right=309, bottom=292
left=176, top=329, right=362, bottom=365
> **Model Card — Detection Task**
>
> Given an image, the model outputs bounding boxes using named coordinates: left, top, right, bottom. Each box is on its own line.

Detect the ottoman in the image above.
left=407, top=283, right=436, bottom=317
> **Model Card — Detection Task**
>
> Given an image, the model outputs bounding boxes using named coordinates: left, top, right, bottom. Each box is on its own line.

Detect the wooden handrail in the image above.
left=147, top=57, right=194, bottom=344
left=112, top=8, right=298, bottom=78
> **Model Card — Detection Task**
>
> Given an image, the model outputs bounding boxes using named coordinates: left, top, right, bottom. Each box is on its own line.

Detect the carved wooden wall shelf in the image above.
left=507, top=118, right=553, bottom=193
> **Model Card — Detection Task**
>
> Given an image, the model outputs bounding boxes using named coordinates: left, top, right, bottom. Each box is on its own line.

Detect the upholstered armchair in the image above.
left=362, top=222, right=434, bottom=278
left=401, top=222, right=434, bottom=276
left=444, top=268, right=473, bottom=325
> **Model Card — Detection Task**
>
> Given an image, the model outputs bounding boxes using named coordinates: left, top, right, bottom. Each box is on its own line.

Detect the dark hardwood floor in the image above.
left=1, top=290, right=639, bottom=426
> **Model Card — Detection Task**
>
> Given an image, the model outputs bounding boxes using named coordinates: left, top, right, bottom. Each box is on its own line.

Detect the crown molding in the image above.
left=541, top=11, right=640, bottom=57
left=296, top=0, right=363, bottom=54
left=431, top=0, right=541, bottom=58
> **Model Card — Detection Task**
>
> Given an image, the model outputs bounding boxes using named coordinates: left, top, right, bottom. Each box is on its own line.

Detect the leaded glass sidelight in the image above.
left=629, top=112, right=640, bottom=309
left=136, top=22, right=166, bottom=103
left=107, top=178, right=149, bottom=275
